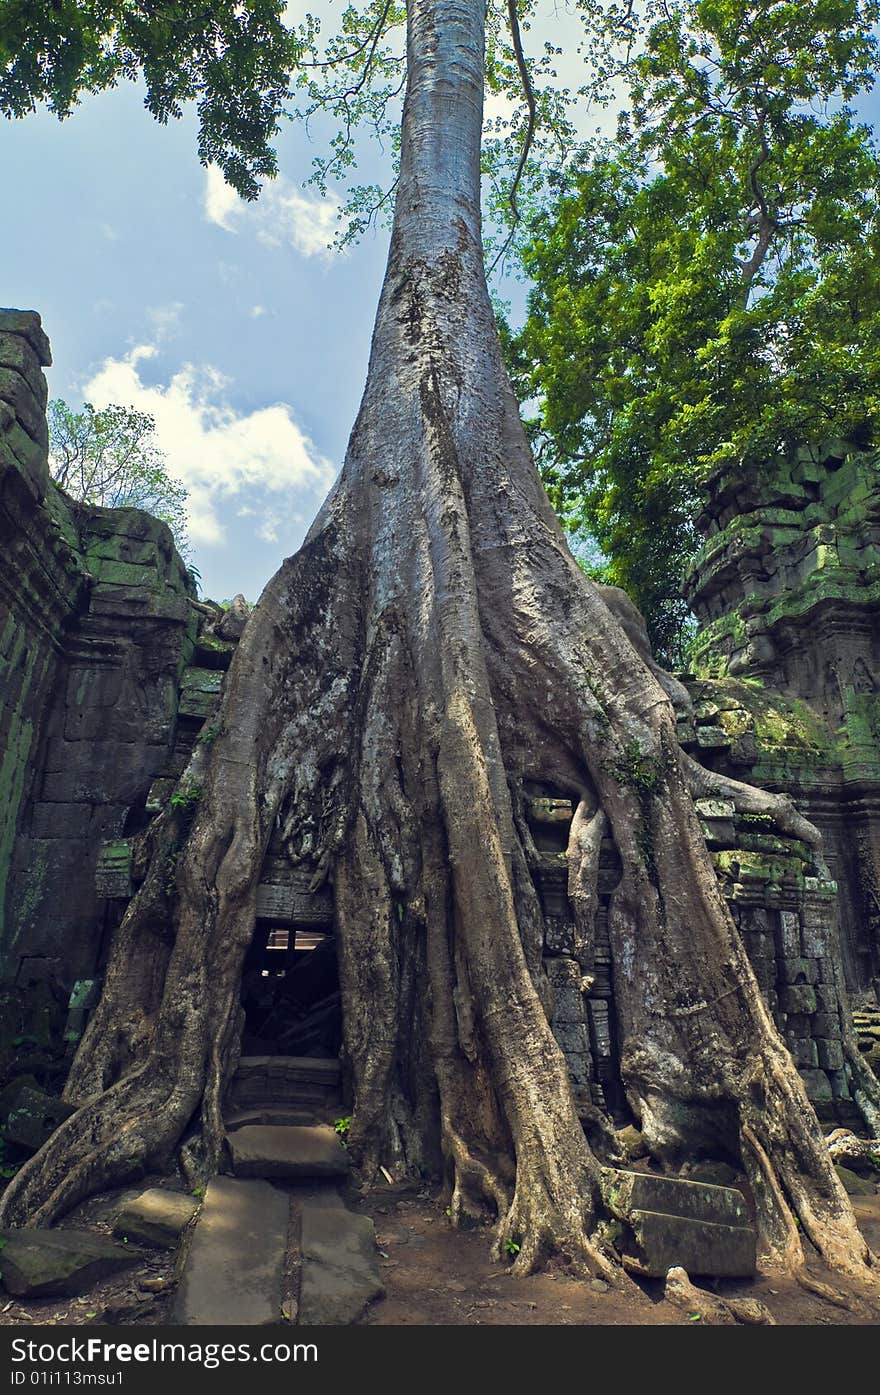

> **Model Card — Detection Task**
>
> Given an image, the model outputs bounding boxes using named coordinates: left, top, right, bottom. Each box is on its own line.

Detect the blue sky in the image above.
left=1, top=14, right=878, bottom=602
left=1, top=80, right=396, bottom=601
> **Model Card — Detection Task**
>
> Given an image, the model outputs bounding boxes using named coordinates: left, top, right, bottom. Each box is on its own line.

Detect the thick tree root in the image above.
left=664, top=1268, right=777, bottom=1325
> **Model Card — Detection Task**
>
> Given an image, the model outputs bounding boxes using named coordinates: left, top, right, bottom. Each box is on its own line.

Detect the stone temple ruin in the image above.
left=0, top=306, right=878, bottom=1187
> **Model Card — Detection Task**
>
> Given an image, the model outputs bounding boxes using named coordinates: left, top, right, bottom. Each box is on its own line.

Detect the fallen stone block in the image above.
left=604, top=1169, right=750, bottom=1227
left=0, top=1229, right=146, bottom=1298
left=0, top=1075, right=40, bottom=1124
left=5, top=1087, right=75, bottom=1153
left=113, top=1189, right=200, bottom=1249
left=622, top=1210, right=757, bottom=1278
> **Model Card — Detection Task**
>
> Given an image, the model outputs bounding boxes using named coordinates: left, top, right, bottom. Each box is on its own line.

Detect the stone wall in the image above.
left=0, top=310, right=197, bottom=1063
left=684, top=441, right=880, bottom=997
left=523, top=777, right=861, bottom=1129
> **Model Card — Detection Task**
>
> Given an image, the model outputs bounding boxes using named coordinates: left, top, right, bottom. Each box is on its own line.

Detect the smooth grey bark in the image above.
left=1, top=0, right=877, bottom=1292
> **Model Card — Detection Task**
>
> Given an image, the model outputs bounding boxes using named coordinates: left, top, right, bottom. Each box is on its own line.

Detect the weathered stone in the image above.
left=0, top=328, right=196, bottom=1004
left=223, top=1107, right=316, bottom=1132
left=254, top=879, right=333, bottom=927
left=214, top=594, right=250, bottom=641
left=177, top=666, right=223, bottom=720
left=0, top=1229, right=145, bottom=1298
left=229, top=1125, right=350, bottom=1180
left=0, top=367, right=48, bottom=448
left=545, top=956, right=585, bottom=1024
left=605, top=1170, right=750, bottom=1229
left=5, top=1087, right=75, bottom=1152
left=780, top=983, right=817, bottom=1015
left=685, top=439, right=880, bottom=997
left=694, top=798, right=736, bottom=820
left=113, top=1188, right=200, bottom=1249
left=0, top=1074, right=40, bottom=1122
left=799, top=1067, right=834, bottom=1102
left=299, top=1194, right=384, bottom=1325
left=815, top=1038, right=844, bottom=1072
left=0, top=310, right=52, bottom=364
left=63, top=978, right=100, bottom=1046
left=94, top=840, right=133, bottom=900
left=543, top=915, right=575, bottom=955
left=782, top=956, right=818, bottom=985
left=615, top=1126, right=648, bottom=1161
left=623, top=1211, right=757, bottom=1278
left=526, top=797, right=573, bottom=825
left=171, top=1177, right=289, bottom=1325
left=679, top=1160, right=741, bottom=1189
left=787, top=1035, right=818, bottom=1067
left=695, top=725, right=730, bottom=748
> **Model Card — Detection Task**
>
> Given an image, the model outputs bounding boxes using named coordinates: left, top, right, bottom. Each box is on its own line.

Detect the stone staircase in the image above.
left=172, top=1053, right=382, bottom=1325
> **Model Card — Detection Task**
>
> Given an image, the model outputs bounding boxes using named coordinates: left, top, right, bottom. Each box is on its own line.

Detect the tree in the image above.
left=0, top=1, right=298, bottom=198
left=0, top=0, right=877, bottom=1292
left=49, top=399, right=189, bottom=554
left=507, top=0, right=880, bottom=661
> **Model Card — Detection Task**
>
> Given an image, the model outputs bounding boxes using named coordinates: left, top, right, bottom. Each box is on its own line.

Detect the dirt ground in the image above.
left=1, top=1177, right=878, bottom=1329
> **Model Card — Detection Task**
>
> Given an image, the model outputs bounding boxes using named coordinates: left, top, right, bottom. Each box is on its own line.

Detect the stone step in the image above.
left=229, top=1125, right=350, bottom=1181
left=171, top=1176, right=289, bottom=1326
left=605, top=1169, right=750, bottom=1228
left=226, top=1056, right=342, bottom=1111
left=299, top=1192, right=384, bottom=1325
left=622, top=1210, right=757, bottom=1279
left=224, top=1106, right=317, bottom=1133
left=238, top=1054, right=341, bottom=1083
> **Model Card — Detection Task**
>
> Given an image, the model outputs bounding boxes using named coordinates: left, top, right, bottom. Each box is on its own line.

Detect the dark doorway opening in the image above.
left=239, top=922, right=341, bottom=1057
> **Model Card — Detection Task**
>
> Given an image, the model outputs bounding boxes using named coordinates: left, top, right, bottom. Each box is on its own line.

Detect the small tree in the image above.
left=49, top=399, right=189, bottom=554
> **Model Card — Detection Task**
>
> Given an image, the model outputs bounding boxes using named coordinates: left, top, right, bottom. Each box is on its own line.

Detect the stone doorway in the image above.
left=239, top=922, right=342, bottom=1058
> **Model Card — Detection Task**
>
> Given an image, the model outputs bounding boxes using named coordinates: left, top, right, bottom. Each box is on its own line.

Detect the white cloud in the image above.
left=203, top=166, right=341, bottom=259
left=204, top=165, right=241, bottom=231
left=147, top=302, right=184, bottom=341
left=257, top=512, right=281, bottom=544
left=82, top=345, right=337, bottom=546
left=250, top=305, right=267, bottom=318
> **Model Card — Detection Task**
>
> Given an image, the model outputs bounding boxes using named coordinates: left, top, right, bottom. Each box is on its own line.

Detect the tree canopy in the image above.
left=506, top=0, right=880, bottom=662
left=49, top=398, right=189, bottom=553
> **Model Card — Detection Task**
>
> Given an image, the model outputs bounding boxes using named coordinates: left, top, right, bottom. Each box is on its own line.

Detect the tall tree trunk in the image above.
left=1, top=0, right=876, bottom=1289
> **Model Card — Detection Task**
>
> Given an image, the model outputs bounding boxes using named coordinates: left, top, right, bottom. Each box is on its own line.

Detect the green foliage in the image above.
left=507, top=0, right=880, bottom=660
left=503, top=1235, right=521, bottom=1256
left=333, top=1115, right=352, bottom=1137
left=48, top=399, right=190, bottom=555
left=0, top=0, right=301, bottom=199
left=608, top=739, right=664, bottom=794
left=170, top=783, right=202, bottom=810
